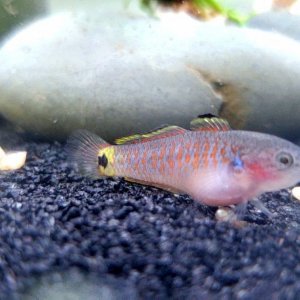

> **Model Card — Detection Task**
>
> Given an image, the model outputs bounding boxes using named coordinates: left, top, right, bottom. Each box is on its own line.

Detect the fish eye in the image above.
left=276, top=152, right=294, bottom=169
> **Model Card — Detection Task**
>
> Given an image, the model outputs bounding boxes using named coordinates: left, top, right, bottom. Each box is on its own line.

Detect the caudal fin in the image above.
left=66, top=130, right=110, bottom=178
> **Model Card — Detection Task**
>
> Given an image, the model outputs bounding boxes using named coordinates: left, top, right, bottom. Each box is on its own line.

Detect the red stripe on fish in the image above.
left=202, top=141, right=210, bottom=169
left=185, top=153, right=191, bottom=164
left=177, top=146, right=183, bottom=168
left=133, top=148, right=140, bottom=172
left=159, top=145, right=166, bottom=161
left=220, top=144, right=230, bottom=164
left=168, top=143, right=175, bottom=170
left=210, top=141, right=219, bottom=168
left=192, top=141, right=201, bottom=170
left=159, top=161, right=165, bottom=174
left=151, top=151, right=157, bottom=170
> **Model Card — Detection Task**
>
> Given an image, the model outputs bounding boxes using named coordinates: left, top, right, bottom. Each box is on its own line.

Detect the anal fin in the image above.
left=125, top=177, right=184, bottom=195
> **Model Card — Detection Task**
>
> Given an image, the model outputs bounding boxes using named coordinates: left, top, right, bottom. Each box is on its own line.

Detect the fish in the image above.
left=66, top=114, right=300, bottom=217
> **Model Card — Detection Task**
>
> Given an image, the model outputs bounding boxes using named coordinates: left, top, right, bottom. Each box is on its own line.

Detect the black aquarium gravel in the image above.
left=0, top=139, right=300, bottom=299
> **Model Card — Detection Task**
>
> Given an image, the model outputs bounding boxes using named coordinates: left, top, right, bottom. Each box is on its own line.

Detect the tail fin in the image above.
left=66, top=130, right=110, bottom=178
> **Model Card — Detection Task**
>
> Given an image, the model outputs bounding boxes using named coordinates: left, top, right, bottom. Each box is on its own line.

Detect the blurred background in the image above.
left=0, top=0, right=300, bottom=144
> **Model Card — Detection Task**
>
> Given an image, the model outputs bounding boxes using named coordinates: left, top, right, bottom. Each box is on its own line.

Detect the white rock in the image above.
left=249, top=11, right=300, bottom=41
left=221, top=0, right=273, bottom=14
left=0, top=10, right=300, bottom=140
left=0, top=149, right=27, bottom=171
left=291, top=186, right=300, bottom=201
left=215, top=207, right=235, bottom=222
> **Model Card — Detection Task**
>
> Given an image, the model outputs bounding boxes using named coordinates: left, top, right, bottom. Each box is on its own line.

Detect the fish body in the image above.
left=67, top=115, right=300, bottom=209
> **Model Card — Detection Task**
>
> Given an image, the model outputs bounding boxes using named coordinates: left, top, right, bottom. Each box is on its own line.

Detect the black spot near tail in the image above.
left=98, top=154, right=108, bottom=168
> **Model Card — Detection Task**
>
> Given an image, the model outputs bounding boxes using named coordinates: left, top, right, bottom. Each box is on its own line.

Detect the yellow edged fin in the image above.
left=66, top=129, right=110, bottom=178
left=125, top=177, right=184, bottom=194
left=115, top=125, right=186, bottom=145
left=190, top=114, right=231, bottom=132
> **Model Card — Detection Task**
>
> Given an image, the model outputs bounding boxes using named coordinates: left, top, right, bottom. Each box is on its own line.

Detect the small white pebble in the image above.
left=0, top=150, right=27, bottom=171
left=291, top=186, right=300, bottom=201
left=215, top=207, right=235, bottom=222
left=15, top=202, right=22, bottom=209
left=215, top=207, right=247, bottom=227
left=48, top=216, right=55, bottom=226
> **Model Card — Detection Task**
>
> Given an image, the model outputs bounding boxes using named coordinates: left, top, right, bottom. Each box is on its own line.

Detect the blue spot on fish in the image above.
left=232, top=155, right=244, bottom=171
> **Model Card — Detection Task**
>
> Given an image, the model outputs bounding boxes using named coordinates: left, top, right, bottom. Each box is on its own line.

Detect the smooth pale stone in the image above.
left=248, top=11, right=300, bottom=41
left=220, top=0, right=273, bottom=14
left=291, top=186, right=300, bottom=201
left=1, top=10, right=300, bottom=140
left=0, top=149, right=27, bottom=171
left=48, top=0, right=146, bottom=15
left=215, top=207, right=235, bottom=222
left=215, top=207, right=247, bottom=227
left=0, top=12, right=220, bottom=141
left=22, top=270, right=138, bottom=300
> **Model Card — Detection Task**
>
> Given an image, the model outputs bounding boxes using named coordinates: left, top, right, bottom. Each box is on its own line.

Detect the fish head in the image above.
left=233, top=132, right=300, bottom=195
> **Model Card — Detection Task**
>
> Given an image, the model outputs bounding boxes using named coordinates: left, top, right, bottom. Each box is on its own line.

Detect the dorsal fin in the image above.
left=115, top=125, right=186, bottom=145
left=190, top=114, right=231, bottom=132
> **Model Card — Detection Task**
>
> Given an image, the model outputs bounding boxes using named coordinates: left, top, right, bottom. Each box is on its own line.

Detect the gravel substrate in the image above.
left=0, top=140, right=300, bottom=299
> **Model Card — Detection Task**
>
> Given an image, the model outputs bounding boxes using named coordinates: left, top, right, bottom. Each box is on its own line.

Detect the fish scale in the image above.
left=114, top=132, right=227, bottom=187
